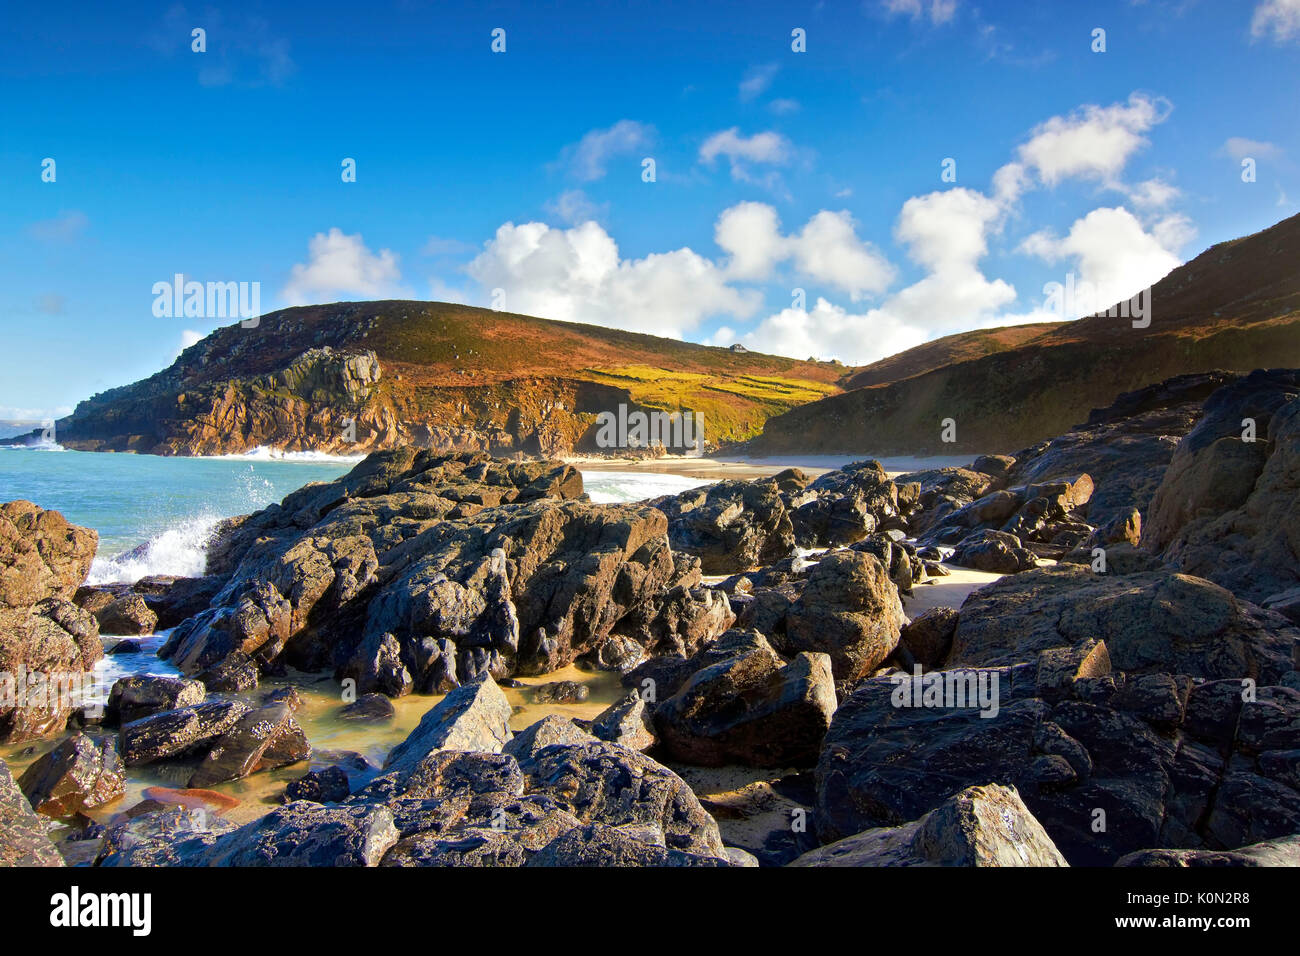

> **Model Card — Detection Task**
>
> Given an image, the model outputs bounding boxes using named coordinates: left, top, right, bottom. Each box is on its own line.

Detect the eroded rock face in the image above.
left=784, top=551, right=905, bottom=682
left=651, top=479, right=794, bottom=573
left=188, top=703, right=311, bottom=788
left=949, top=530, right=1039, bottom=574
left=0, top=501, right=97, bottom=611
left=0, top=758, right=64, bottom=866
left=1144, top=370, right=1300, bottom=607
left=120, top=699, right=252, bottom=766
left=814, top=655, right=1300, bottom=865
left=791, top=784, right=1067, bottom=867
left=0, top=601, right=103, bottom=743
left=190, top=802, right=401, bottom=866
left=651, top=630, right=836, bottom=767
left=787, top=460, right=900, bottom=549
left=18, top=733, right=125, bottom=817
left=106, top=675, right=205, bottom=727
left=159, top=452, right=691, bottom=688
left=1116, top=835, right=1300, bottom=867
left=948, top=564, right=1298, bottom=684
left=382, top=677, right=514, bottom=782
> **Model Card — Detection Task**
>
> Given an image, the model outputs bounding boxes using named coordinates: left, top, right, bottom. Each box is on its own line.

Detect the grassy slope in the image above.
left=749, top=212, right=1300, bottom=456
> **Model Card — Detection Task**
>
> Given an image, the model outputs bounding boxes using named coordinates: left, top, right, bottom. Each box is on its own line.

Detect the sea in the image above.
left=0, top=442, right=711, bottom=586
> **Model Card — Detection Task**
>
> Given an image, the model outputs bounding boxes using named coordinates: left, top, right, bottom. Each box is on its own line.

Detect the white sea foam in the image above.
left=580, top=471, right=712, bottom=503
left=211, top=445, right=367, bottom=464
left=87, top=514, right=224, bottom=584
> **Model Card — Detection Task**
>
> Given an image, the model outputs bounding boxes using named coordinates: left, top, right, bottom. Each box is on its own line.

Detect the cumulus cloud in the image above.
left=557, top=120, right=654, bottom=182
left=464, top=220, right=760, bottom=338
left=1251, top=0, right=1300, bottom=41
left=1013, top=93, right=1169, bottom=189
left=282, top=229, right=405, bottom=305
left=1019, top=207, right=1184, bottom=312
left=714, top=202, right=895, bottom=299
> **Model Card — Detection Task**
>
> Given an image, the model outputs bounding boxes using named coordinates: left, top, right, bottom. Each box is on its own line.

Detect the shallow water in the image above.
left=0, top=647, right=625, bottom=833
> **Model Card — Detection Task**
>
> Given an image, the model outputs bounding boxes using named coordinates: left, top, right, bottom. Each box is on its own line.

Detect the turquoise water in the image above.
left=0, top=445, right=710, bottom=585
left=0, top=447, right=359, bottom=582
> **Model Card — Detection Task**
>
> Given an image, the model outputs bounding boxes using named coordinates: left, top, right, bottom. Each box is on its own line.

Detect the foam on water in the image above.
left=213, top=445, right=368, bottom=464
left=580, top=470, right=712, bottom=503
left=87, top=513, right=225, bottom=584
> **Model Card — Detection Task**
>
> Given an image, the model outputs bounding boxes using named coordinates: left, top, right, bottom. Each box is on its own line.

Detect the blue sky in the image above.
left=3, top=0, right=1299, bottom=419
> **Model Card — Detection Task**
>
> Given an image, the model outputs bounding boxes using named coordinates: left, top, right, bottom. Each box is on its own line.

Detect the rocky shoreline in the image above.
left=2, top=368, right=1298, bottom=867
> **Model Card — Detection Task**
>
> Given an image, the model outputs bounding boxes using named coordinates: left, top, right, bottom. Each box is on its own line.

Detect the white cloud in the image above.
left=739, top=64, right=779, bottom=101
left=1125, top=177, right=1181, bottom=209
left=465, top=220, right=760, bottom=338
left=1222, top=136, right=1283, bottom=161
left=1020, top=207, right=1184, bottom=311
left=1251, top=0, right=1300, bottom=41
left=282, top=229, right=405, bottom=305
left=180, top=329, right=204, bottom=350
left=881, top=0, right=959, bottom=25
left=558, top=120, right=654, bottom=182
left=699, top=128, right=792, bottom=166
left=769, top=98, right=800, bottom=115
left=713, top=202, right=895, bottom=299
left=1014, top=93, right=1168, bottom=188
left=732, top=298, right=928, bottom=365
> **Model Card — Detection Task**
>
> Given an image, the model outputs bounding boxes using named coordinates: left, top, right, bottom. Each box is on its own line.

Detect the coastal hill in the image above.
left=747, top=211, right=1300, bottom=456
left=36, top=303, right=846, bottom=457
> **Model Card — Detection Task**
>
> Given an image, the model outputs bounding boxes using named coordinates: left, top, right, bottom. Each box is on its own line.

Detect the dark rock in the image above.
left=94, top=805, right=239, bottom=866
left=531, top=680, right=589, bottom=704
left=96, top=594, right=157, bottom=635
left=651, top=479, right=794, bottom=573
left=524, top=822, right=729, bottom=867
left=106, top=675, right=205, bottom=727
left=120, top=699, right=251, bottom=766
left=191, top=801, right=400, bottom=866
left=339, top=693, right=396, bottom=722
left=652, top=630, right=836, bottom=767
left=188, top=703, right=311, bottom=788
left=383, top=678, right=513, bottom=782
left=0, top=501, right=97, bottom=611
left=950, top=529, right=1038, bottom=573
left=285, top=765, right=352, bottom=803
left=791, top=783, right=1066, bottom=867
left=0, top=758, right=63, bottom=866
left=18, top=733, right=125, bottom=816
left=900, top=606, right=960, bottom=668
left=784, top=551, right=905, bottom=682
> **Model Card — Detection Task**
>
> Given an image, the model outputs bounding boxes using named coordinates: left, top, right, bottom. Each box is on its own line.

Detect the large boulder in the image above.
left=948, top=564, right=1298, bottom=684
left=106, top=675, right=205, bottom=726
left=94, top=805, right=239, bottom=867
left=787, top=460, right=900, bottom=548
left=526, top=739, right=727, bottom=858
left=187, top=703, right=311, bottom=788
left=1116, top=835, right=1300, bottom=867
left=814, top=659, right=1300, bottom=865
left=0, top=758, right=63, bottom=866
left=652, top=630, right=836, bottom=767
left=1144, top=370, right=1300, bottom=606
left=0, top=600, right=103, bottom=743
left=119, top=699, right=251, bottom=766
left=0, top=501, right=97, bottom=610
left=382, top=677, right=513, bottom=782
left=18, top=733, right=125, bottom=816
left=791, top=784, right=1067, bottom=867
left=651, top=479, right=793, bottom=573
left=189, top=802, right=400, bottom=866
left=949, top=529, right=1039, bottom=573
left=784, top=551, right=905, bottom=682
